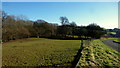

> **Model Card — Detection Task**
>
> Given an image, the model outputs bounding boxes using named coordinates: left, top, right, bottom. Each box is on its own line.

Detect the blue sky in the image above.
left=2, top=0, right=119, bottom=2
left=2, top=2, right=118, bottom=29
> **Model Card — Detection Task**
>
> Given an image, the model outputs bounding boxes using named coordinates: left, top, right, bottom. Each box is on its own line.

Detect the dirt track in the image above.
left=103, top=39, right=120, bottom=52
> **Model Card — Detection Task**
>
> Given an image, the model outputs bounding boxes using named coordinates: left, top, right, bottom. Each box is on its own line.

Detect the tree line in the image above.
left=2, top=11, right=106, bottom=42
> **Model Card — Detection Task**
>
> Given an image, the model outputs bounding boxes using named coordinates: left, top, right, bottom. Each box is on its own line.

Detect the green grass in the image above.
left=3, top=38, right=120, bottom=67
left=73, top=36, right=79, bottom=38
left=2, top=38, right=81, bottom=67
left=100, top=37, right=117, bottom=41
left=66, top=35, right=79, bottom=38
left=107, top=32, right=116, bottom=35
left=113, top=39, right=120, bottom=43
left=78, top=39, right=120, bottom=67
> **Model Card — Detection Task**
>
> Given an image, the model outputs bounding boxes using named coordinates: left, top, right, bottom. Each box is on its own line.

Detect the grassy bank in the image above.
left=2, top=38, right=81, bottom=67
left=78, top=39, right=120, bottom=67
left=113, top=39, right=120, bottom=44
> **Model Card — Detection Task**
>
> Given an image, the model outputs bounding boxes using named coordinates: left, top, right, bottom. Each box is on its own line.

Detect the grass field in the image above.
left=3, top=38, right=120, bottom=67
left=78, top=39, right=120, bottom=67
left=2, top=38, right=81, bottom=67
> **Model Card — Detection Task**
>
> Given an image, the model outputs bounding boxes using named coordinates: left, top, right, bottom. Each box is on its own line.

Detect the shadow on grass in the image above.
left=47, top=37, right=89, bottom=40
left=71, top=40, right=84, bottom=68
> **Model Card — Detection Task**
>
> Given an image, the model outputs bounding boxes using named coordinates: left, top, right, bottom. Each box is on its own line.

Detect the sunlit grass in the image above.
left=107, top=32, right=116, bottom=35
left=113, top=39, right=120, bottom=43
left=78, top=39, right=120, bottom=67
left=2, top=38, right=81, bottom=66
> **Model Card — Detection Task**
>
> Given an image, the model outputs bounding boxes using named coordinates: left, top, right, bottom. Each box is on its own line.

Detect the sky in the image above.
left=2, top=2, right=118, bottom=29
left=2, top=0, right=119, bottom=2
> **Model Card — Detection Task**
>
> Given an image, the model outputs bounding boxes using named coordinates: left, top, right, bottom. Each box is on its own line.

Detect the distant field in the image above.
left=78, top=39, right=120, bottom=67
left=2, top=38, right=80, bottom=67
left=107, top=32, right=116, bottom=35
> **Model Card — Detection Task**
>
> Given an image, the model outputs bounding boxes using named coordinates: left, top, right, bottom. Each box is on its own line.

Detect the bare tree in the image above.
left=60, top=17, right=69, bottom=25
